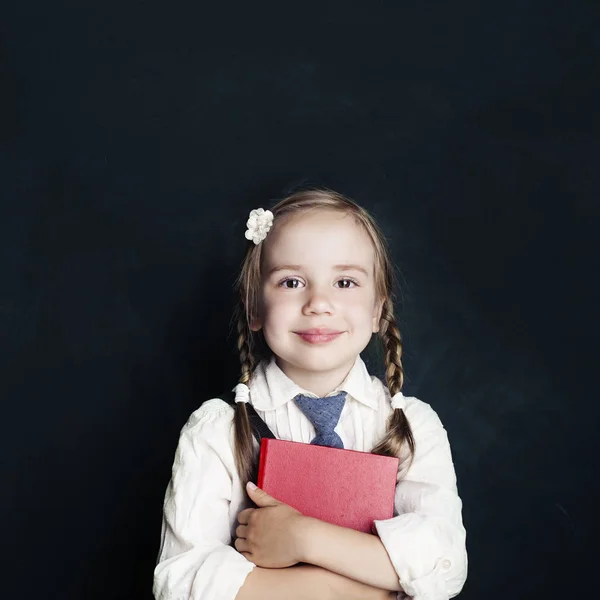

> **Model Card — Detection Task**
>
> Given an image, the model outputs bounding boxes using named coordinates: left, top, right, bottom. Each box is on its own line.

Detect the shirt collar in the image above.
left=249, top=354, right=380, bottom=411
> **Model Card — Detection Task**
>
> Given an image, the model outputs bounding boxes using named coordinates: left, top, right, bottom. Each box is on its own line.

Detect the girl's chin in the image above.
left=279, top=353, right=356, bottom=372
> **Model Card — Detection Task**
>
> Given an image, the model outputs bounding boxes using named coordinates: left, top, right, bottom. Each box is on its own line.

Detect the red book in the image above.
left=257, top=438, right=399, bottom=533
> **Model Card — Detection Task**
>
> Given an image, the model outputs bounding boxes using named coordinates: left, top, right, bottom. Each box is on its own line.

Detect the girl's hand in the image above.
left=235, top=482, right=306, bottom=568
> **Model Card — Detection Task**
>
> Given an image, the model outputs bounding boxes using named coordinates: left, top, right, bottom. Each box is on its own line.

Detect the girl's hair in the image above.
left=232, top=188, right=415, bottom=489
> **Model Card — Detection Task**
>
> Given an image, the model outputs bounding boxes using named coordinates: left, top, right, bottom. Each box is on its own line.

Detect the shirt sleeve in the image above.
left=153, top=402, right=256, bottom=600
left=373, top=397, right=468, bottom=600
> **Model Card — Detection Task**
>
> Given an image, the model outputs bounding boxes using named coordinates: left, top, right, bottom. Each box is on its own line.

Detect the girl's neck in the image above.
left=275, top=356, right=356, bottom=397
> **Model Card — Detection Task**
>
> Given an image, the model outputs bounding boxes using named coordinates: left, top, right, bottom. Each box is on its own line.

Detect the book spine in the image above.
left=256, top=438, right=268, bottom=488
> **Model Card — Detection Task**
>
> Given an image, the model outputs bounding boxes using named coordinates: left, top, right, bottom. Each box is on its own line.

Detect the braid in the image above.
left=370, top=298, right=416, bottom=469
left=232, top=311, right=259, bottom=489
left=380, top=298, right=404, bottom=395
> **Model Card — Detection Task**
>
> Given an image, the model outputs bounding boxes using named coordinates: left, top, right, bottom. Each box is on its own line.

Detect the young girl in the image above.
left=153, top=189, right=468, bottom=600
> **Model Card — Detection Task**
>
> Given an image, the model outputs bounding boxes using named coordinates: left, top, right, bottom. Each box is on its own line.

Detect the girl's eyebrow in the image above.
left=267, top=264, right=370, bottom=277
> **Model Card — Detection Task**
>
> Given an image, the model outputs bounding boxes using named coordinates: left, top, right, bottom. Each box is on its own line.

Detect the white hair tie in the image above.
left=233, top=383, right=250, bottom=404
left=390, top=392, right=405, bottom=410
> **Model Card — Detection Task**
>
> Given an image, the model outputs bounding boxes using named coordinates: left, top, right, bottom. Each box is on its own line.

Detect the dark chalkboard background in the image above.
left=1, top=2, right=597, bottom=598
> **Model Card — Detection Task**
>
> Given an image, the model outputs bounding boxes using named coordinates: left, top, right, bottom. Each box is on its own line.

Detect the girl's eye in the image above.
left=337, top=278, right=358, bottom=289
left=280, top=278, right=303, bottom=289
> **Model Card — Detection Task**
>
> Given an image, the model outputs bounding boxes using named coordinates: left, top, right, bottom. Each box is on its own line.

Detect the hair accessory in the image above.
left=390, top=392, right=405, bottom=410
left=233, top=383, right=250, bottom=404
left=245, top=208, right=274, bottom=245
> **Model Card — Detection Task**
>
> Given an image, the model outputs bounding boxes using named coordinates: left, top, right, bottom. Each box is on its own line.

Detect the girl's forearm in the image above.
left=235, top=564, right=333, bottom=600
left=296, top=517, right=403, bottom=592
left=235, top=564, right=395, bottom=600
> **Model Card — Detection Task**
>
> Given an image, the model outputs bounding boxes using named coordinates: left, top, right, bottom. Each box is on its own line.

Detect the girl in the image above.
left=153, top=189, right=468, bottom=600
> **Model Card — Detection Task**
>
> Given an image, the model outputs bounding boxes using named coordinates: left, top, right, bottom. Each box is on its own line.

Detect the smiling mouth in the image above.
left=294, top=330, right=345, bottom=344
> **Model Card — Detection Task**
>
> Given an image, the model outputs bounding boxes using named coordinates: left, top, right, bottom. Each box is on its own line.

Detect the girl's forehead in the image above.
left=263, top=210, right=375, bottom=270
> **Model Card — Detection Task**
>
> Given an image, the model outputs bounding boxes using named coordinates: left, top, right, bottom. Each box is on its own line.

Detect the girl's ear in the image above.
left=249, top=315, right=262, bottom=332
left=372, top=297, right=384, bottom=333
left=248, top=298, right=264, bottom=331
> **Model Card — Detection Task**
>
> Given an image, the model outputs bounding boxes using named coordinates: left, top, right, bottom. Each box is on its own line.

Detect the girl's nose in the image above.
left=302, top=288, right=334, bottom=314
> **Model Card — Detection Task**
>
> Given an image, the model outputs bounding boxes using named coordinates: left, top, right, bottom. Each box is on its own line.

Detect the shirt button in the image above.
left=442, top=559, right=452, bottom=570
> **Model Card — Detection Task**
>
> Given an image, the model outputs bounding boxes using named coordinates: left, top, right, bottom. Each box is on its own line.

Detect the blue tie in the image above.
left=294, top=392, right=347, bottom=449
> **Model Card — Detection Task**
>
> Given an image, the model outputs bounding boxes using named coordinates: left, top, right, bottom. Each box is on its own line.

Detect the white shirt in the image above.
left=153, top=355, right=468, bottom=600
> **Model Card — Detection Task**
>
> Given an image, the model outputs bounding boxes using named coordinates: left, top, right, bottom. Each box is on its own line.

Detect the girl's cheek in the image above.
left=261, top=297, right=294, bottom=321
left=266, top=292, right=299, bottom=307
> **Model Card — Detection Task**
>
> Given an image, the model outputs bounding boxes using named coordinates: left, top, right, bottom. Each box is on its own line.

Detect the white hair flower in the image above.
left=244, top=208, right=274, bottom=245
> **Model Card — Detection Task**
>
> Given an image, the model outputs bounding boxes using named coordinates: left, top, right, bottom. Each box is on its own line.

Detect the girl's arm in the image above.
left=294, top=397, right=468, bottom=599
left=154, top=404, right=257, bottom=600
left=236, top=563, right=397, bottom=600
left=295, top=519, right=403, bottom=592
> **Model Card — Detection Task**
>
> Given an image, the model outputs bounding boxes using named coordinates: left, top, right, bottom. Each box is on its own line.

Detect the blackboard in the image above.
left=1, top=2, right=597, bottom=598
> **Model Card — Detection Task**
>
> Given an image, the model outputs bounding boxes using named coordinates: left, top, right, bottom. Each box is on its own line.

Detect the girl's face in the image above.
left=251, top=209, right=383, bottom=391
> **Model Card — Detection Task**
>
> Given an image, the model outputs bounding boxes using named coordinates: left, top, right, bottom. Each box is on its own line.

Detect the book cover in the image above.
left=257, top=438, right=399, bottom=533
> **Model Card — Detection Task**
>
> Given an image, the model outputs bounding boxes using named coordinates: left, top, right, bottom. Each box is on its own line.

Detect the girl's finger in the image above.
left=235, top=524, right=248, bottom=539
left=234, top=537, right=249, bottom=553
left=237, top=508, right=253, bottom=524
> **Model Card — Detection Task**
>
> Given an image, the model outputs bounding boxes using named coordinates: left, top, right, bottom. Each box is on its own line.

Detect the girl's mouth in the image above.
left=294, top=329, right=344, bottom=344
